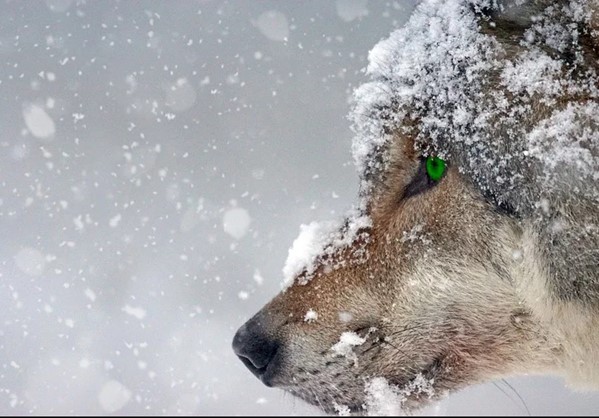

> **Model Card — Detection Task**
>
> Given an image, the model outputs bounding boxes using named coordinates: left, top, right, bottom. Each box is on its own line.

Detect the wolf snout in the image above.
left=232, top=315, right=280, bottom=386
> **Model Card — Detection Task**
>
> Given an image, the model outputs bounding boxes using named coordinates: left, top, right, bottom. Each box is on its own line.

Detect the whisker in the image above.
left=491, top=381, right=518, bottom=409
left=500, top=378, right=531, bottom=416
left=380, top=338, right=411, bottom=359
left=387, top=323, right=432, bottom=338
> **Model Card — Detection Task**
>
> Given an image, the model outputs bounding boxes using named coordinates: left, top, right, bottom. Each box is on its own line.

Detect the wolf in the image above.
left=233, top=0, right=599, bottom=414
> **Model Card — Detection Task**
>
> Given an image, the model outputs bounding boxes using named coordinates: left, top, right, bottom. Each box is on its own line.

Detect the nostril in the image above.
left=238, top=353, right=269, bottom=379
left=237, top=350, right=273, bottom=371
left=232, top=320, right=279, bottom=379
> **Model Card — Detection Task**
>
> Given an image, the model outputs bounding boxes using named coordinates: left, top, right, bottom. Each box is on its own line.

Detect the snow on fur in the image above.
left=350, top=0, right=598, bottom=211
left=364, top=378, right=403, bottom=416
left=351, top=0, right=494, bottom=195
left=527, top=102, right=599, bottom=198
left=304, top=309, right=318, bottom=323
left=331, top=331, right=367, bottom=358
left=331, top=328, right=379, bottom=368
left=364, top=374, right=435, bottom=416
left=283, top=209, right=371, bottom=285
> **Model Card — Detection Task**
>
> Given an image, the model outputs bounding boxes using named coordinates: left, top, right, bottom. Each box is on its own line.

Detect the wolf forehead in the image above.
left=351, top=0, right=599, bottom=217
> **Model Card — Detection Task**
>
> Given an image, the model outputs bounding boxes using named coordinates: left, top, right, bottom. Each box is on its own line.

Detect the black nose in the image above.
left=232, top=315, right=279, bottom=385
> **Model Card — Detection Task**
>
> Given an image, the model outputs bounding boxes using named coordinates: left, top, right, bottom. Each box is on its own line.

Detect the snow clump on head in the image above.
left=350, top=0, right=496, bottom=198
left=350, top=0, right=599, bottom=211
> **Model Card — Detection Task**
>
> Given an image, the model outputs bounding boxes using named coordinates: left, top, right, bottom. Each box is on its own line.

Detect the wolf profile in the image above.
left=233, top=0, right=599, bottom=414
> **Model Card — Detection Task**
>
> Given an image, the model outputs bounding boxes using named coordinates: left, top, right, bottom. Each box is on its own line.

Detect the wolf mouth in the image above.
left=283, top=354, right=445, bottom=414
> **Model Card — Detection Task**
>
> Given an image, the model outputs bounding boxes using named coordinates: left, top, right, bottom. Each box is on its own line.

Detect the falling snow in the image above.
left=122, top=305, right=147, bottom=320
left=335, top=0, right=369, bottom=22
left=253, top=11, right=289, bottom=42
left=222, top=207, right=251, bottom=240
left=1, top=0, right=597, bottom=416
left=14, top=247, right=46, bottom=277
left=22, top=104, right=56, bottom=140
left=98, top=380, right=132, bottom=413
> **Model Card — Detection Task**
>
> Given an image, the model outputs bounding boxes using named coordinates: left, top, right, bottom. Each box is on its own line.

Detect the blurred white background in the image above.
left=0, top=0, right=598, bottom=415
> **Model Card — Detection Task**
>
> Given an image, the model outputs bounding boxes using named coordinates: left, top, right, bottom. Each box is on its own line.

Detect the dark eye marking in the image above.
left=402, top=157, right=447, bottom=200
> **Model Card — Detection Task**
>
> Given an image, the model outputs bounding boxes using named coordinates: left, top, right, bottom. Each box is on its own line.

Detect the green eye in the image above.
left=425, top=156, right=446, bottom=181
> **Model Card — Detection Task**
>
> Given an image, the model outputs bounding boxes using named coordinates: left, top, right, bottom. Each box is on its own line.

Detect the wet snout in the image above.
left=232, top=313, right=280, bottom=386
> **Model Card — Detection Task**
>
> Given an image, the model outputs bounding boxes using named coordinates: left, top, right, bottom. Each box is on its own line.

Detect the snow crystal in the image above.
left=122, top=305, right=147, bottom=320
left=500, top=49, right=563, bottom=97
left=109, top=214, right=122, bottom=228
left=333, top=402, right=351, bottom=416
left=406, top=373, right=435, bottom=399
left=364, top=374, right=435, bottom=416
left=331, top=331, right=366, bottom=360
left=14, top=247, right=46, bottom=276
left=98, top=380, right=132, bottom=413
left=526, top=102, right=599, bottom=194
left=73, top=215, right=85, bottom=231
left=237, top=291, right=249, bottom=300
left=282, top=209, right=371, bottom=285
left=400, top=224, right=430, bottom=244
left=338, top=311, right=353, bottom=323
left=336, top=0, right=369, bottom=22
left=283, top=221, right=336, bottom=284
left=223, top=207, right=251, bottom=240
left=253, top=11, right=289, bottom=42
left=364, top=377, right=403, bottom=416
left=304, top=309, right=318, bottom=323
left=84, top=288, right=97, bottom=302
left=252, top=269, right=264, bottom=286
left=23, top=104, right=55, bottom=140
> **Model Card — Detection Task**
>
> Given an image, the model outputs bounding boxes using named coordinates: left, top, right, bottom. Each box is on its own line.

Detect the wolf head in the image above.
left=233, top=0, right=599, bottom=414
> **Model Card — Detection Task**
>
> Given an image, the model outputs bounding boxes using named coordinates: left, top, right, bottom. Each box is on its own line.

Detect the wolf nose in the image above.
left=232, top=316, right=279, bottom=384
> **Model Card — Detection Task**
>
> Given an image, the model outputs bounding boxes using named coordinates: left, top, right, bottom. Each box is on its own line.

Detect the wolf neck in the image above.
left=513, top=222, right=599, bottom=388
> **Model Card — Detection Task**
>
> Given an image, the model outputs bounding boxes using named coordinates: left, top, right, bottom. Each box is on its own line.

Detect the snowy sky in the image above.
left=1, top=0, right=598, bottom=415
